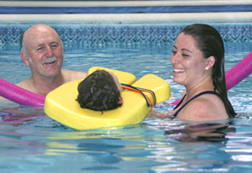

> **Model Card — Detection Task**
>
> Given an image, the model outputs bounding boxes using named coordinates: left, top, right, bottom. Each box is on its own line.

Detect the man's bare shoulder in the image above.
left=62, top=69, right=87, bottom=82
left=16, top=79, right=30, bottom=90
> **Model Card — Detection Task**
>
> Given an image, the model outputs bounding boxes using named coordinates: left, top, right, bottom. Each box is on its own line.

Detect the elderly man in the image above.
left=16, top=24, right=86, bottom=97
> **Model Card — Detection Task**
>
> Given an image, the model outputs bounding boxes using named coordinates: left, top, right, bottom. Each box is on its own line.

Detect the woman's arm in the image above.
left=147, top=109, right=175, bottom=119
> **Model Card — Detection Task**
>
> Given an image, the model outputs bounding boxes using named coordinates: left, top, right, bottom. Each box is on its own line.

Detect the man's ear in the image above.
left=20, top=51, right=30, bottom=66
left=206, top=56, right=215, bottom=70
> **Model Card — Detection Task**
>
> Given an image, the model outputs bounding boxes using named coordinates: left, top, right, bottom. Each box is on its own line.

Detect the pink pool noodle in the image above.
left=0, top=78, right=45, bottom=106
left=167, top=51, right=252, bottom=106
left=225, top=51, right=252, bottom=90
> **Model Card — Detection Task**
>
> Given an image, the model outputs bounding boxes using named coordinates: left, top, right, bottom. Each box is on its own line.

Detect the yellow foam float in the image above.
left=44, top=67, right=170, bottom=130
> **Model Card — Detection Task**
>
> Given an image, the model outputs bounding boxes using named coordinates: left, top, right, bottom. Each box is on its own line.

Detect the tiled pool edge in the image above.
left=1, top=23, right=252, bottom=51
left=1, top=11, right=252, bottom=50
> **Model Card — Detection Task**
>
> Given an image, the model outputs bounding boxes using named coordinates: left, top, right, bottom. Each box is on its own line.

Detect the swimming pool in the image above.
left=1, top=23, right=252, bottom=172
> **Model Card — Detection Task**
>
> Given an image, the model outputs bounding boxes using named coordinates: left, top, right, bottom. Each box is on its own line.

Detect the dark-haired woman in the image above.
left=148, top=24, right=236, bottom=121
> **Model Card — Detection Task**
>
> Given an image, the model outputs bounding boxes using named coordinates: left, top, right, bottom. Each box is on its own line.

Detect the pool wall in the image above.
left=0, top=1, right=252, bottom=50
left=1, top=23, right=252, bottom=51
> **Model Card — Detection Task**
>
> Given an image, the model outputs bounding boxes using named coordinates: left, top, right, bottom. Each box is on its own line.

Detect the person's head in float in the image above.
left=77, top=70, right=122, bottom=111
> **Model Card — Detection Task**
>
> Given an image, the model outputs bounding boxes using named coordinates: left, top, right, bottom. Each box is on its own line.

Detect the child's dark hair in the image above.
left=76, top=70, right=121, bottom=112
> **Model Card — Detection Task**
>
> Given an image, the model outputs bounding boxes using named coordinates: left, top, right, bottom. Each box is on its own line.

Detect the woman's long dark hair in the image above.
left=181, top=24, right=236, bottom=118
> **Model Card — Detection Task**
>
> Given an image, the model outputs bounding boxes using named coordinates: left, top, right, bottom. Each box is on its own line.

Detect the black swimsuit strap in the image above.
left=171, top=91, right=220, bottom=119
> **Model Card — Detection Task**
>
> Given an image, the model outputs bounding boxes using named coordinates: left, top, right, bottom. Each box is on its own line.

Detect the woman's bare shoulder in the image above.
left=178, top=95, right=228, bottom=121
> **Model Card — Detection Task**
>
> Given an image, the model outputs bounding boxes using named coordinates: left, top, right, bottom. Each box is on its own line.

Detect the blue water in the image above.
left=1, top=42, right=252, bottom=172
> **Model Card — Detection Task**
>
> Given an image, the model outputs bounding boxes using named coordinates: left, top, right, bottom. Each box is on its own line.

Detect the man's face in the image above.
left=23, top=25, right=64, bottom=79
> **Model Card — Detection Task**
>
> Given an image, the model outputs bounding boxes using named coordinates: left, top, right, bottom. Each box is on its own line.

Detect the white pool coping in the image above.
left=0, top=0, right=252, bottom=7
left=1, top=12, right=252, bottom=24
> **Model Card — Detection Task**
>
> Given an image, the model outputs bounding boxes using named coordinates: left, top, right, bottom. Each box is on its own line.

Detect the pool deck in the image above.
left=0, top=0, right=252, bottom=24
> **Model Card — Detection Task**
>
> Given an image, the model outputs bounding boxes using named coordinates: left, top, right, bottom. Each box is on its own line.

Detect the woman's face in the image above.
left=170, top=33, right=210, bottom=89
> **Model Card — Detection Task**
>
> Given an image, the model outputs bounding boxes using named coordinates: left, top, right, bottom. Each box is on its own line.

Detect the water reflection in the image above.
left=1, top=106, right=252, bottom=172
left=0, top=107, right=45, bottom=126
left=165, top=122, right=236, bottom=143
left=143, top=120, right=238, bottom=172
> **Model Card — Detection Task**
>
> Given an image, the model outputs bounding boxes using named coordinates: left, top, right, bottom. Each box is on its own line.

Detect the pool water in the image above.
left=1, top=27, right=252, bottom=172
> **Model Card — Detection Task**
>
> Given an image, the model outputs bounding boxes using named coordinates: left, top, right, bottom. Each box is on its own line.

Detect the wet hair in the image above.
left=76, top=70, right=122, bottom=112
left=180, top=23, right=236, bottom=118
